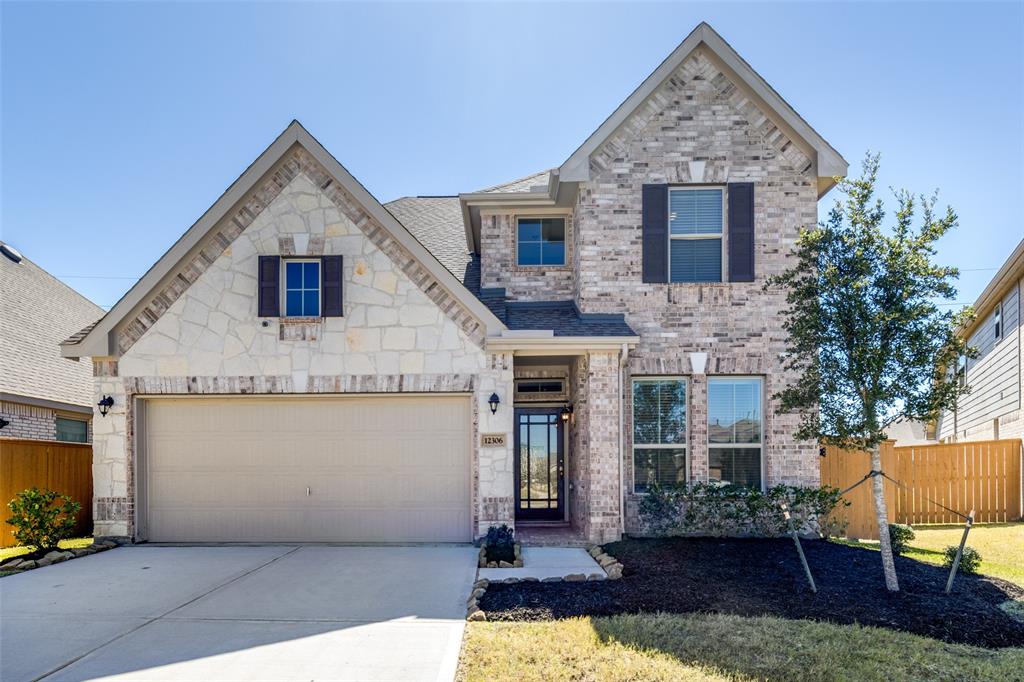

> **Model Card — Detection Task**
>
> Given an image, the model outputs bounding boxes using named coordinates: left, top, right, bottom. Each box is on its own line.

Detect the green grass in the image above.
left=0, top=537, right=94, bottom=563
left=836, top=522, right=1024, bottom=587
left=458, top=613, right=1023, bottom=682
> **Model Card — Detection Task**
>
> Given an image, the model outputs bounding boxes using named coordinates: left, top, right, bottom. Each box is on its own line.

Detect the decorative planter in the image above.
left=587, top=543, right=624, bottom=580
left=0, top=540, right=118, bottom=574
left=477, top=541, right=523, bottom=568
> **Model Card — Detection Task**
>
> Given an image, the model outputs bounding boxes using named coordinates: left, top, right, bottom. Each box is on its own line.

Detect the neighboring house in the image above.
left=937, top=240, right=1024, bottom=443
left=61, top=23, right=847, bottom=544
left=885, top=418, right=936, bottom=447
left=1, top=242, right=103, bottom=443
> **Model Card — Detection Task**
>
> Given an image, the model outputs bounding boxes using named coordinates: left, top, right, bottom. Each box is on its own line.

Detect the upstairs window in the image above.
left=669, top=188, right=723, bottom=282
left=516, top=217, right=566, bottom=266
left=284, top=260, right=320, bottom=317
left=994, top=303, right=1002, bottom=341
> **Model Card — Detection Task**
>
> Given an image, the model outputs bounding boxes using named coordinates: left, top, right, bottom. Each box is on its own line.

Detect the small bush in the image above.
left=484, top=524, right=516, bottom=563
left=944, top=545, right=982, bottom=574
left=6, top=487, right=82, bottom=553
left=637, top=482, right=848, bottom=538
left=887, top=523, right=916, bottom=555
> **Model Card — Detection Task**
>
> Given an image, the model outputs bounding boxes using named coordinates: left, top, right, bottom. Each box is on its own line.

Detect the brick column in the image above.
left=689, top=374, right=708, bottom=483
left=581, top=351, right=622, bottom=544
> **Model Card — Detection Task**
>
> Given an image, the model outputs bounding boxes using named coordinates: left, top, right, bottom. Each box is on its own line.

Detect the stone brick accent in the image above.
left=115, top=147, right=487, bottom=355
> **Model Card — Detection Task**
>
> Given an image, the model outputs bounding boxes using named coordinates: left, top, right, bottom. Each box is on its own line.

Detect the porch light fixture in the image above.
left=560, top=405, right=573, bottom=422
left=0, top=417, right=9, bottom=430
left=488, top=393, right=500, bottom=415
left=98, top=395, right=114, bottom=417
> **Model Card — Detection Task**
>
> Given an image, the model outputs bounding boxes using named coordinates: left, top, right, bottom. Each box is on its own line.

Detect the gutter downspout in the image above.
left=618, top=342, right=629, bottom=537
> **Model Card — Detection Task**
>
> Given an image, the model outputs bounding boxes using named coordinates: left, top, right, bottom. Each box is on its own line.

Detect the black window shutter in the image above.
left=727, top=182, right=755, bottom=282
left=321, top=255, right=344, bottom=317
left=258, top=255, right=281, bottom=317
left=641, top=184, right=669, bottom=283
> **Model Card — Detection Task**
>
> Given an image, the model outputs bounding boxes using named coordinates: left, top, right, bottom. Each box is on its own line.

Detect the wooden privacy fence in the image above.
left=0, top=438, right=92, bottom=547
left=820, top=439, right=1023, bottom=540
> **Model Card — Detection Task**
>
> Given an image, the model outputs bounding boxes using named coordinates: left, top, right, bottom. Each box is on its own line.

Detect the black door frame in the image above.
left=513, top=406, right=566, bottom=521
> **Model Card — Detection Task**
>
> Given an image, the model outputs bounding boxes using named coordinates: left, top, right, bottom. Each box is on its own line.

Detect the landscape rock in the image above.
left=1, top=559, right=24, bottom=570
left=19, top=560, right=37, bottom=569
left=469, top=588, right=486, bottom=601
left=541, top=576, right=562, bottom=583
left=522, top=576, right=539, bottom=582
left=606, top=563, right=623, bottom=580
left=513, top=559, right=523, bottom=568
left=588, top=546, right=603, bottom=558
left=466, top=608, right=487, bottom=622
left=473, top=579, right=489, bottom=590
left=498, top=560, right=513, bottom=568
left=587, top=573, right=607, bottom=581
left=564, top=573, right=586, bottom=582
left=598, top=555, right=617, bottom=568
left=502, top=577, right=520, bottom=584
left=35, top=557, right=53, bottom=567
left=487, top=561, right=497, bottom=568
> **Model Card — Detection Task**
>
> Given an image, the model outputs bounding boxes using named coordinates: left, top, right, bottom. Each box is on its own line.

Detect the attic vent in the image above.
left=0, top=243, right=23, bottom=264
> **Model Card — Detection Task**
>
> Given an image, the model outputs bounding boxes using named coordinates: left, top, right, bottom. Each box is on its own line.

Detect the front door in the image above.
left=514, top=408, right=565, bottom=521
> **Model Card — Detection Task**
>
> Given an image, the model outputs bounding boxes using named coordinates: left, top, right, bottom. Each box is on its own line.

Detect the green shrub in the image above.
left=484, top=524, right=516, bottom=563
left=6, top=487, right=82, bottom=553
left=637, top=482, right=848, bottom=538
left=887, top=523, right=916, bottom=555
left=944, top=545, right=982, bottom=574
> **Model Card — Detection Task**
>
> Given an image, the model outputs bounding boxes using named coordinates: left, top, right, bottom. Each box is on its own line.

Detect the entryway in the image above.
left=514, top=407, right=565, bottom=521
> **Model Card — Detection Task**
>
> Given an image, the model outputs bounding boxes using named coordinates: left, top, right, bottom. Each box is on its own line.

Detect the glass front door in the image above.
left=514, top=408, right=565, bottom=520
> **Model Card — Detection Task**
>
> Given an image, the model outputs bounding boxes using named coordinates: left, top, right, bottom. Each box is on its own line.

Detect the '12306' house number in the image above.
left=480, top=433, right=506, bottom=447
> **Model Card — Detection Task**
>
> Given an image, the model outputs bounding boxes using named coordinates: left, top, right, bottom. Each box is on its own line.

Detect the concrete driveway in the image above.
left=1, top=545, right=479, bottom=682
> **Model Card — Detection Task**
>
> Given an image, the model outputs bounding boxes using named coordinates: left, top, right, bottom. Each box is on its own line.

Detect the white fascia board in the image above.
left=65, top=121, right=507, bottom=359
left=487, top=335, right=639, bottom=355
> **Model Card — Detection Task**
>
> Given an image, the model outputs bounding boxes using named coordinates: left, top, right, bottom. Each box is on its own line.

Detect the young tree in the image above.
left=768, top=154, right=972, bottom=592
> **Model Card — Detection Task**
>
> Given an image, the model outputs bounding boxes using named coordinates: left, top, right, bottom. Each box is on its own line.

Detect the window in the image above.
left=284, top=260, right=320, bottom=317
left=516, top=217, right=566, bottom=266
left=669, top=187, right=723, bottom=282
left=708, top=377, right=763, bottom=489
left=956, top=354, right=967, bottom=388
left=56, top=417, right=88, bottom=443
left=994, top=303, right=1002, bottom=341
left=632, top=379, right=687, bottom=493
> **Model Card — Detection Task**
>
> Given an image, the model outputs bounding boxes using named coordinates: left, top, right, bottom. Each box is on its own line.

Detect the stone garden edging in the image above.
left=477, top=541, right=523, bottom=568
left=466, top=543, right=625, bottom=621
left=0, top=540, right=118, bottom=573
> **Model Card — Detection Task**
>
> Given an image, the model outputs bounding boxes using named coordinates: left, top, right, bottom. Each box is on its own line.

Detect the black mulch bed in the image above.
left=480, top=538, right=1024, bottom=649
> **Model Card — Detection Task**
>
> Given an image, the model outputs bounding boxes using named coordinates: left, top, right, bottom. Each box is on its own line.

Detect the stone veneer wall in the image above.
left=90, top=170, right=514, bottom=539
left=568, top=49, right=821, bottom=533
left=479, top=211, right=574, bottom=300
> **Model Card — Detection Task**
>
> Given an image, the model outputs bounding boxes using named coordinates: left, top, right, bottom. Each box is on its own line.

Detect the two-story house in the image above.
left=937, top=240, right=1024, bottom=443
left=61, top=23, right=847, bottom=544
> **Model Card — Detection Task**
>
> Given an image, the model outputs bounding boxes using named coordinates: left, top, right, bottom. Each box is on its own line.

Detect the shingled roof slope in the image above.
left=1, top=245, right=104, bottom=407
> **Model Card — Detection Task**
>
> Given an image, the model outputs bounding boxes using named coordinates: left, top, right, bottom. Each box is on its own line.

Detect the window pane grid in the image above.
left=669, top=188, right=722, bottom=235
left=668, top=188, right=723, bottom=282
left=285, top=261, right=320, bottom=317
left=517, top=218, right=566, bottom=266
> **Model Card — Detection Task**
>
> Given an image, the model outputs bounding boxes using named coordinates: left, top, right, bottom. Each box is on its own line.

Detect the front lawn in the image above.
left=0, top=537, right=94, bottom=563
left=458, top=613, right=1023, bottom=682
left=838, top=522, right=1024, bottom=588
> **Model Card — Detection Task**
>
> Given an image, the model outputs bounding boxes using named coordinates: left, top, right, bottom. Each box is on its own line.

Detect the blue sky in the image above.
left=2, top=1, right=1021, bottom=310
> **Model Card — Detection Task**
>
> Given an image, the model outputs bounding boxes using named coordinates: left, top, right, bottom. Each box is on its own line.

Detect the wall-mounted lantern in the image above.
left=488, top=393, right=500, bottom=415
left=560, top=405, right=574, bottom=422
left=98, top=395, right=114, bottom=417
left=0, top=417, right=9, bottom=430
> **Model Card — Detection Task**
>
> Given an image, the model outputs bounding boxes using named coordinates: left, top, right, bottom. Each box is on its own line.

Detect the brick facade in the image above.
left=0, top=400, right=92, bottom=443
left=480, top=210, right=575, bottom=300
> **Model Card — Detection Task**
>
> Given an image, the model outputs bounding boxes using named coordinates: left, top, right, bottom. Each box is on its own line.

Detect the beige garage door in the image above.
left=141, top=395, right=471, bottom=543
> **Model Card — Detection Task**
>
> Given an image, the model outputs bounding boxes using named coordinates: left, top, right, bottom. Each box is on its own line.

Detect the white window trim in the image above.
left=631, top=376, right=689, bottom=494
left=667, top=185, right=726, bottom=283
left=707, top=376, right=764, bottom=491
left=515, top=216, right=567, bottom=267
left=282, top=258, right=321, bottom=318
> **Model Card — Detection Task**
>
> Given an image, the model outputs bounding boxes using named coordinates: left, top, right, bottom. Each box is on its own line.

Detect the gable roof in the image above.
left=475, top=170, right=553, bottom=195
left=1, top=244, right=103, bottom=410
left=62, top=121, right=508, bottom=358
left=558, top=22, right=847, bottom=196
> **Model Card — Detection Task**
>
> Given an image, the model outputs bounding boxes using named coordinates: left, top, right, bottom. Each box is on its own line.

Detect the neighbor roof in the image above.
left=475, top=170, right=553, bottom=195
left=1, top=245, right=103, bottom=409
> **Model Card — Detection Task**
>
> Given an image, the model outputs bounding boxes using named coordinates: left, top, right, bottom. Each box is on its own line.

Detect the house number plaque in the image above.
left=480, top=433, right=506, bottom=447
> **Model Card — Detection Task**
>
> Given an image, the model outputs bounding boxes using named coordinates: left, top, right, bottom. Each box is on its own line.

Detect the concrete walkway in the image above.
left=477, top=547, right=604, bottom=581
left=1, top=545, right=479, bottom=682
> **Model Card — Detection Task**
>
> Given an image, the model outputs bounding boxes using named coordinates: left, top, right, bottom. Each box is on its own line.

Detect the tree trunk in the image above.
left=871, top=444, right=900, bottom=592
